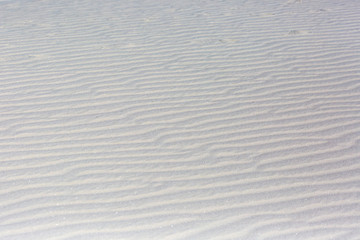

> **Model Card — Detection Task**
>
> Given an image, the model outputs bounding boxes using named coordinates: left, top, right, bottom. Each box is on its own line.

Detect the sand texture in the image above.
left=1, top=0, right=360, bottom=239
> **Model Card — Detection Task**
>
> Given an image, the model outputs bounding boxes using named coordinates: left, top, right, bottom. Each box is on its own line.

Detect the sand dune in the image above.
left=1, top=0, right=360, bottom=239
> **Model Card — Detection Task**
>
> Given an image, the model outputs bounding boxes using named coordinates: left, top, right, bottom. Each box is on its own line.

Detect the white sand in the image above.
left=1, top=0, right=360, bottom=239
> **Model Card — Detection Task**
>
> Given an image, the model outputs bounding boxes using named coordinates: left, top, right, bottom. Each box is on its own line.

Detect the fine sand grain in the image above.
left=1, top=0, right=360, bottom=239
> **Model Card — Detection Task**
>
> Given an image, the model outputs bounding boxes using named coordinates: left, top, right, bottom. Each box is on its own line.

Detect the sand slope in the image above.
left=1, top=0, right=360, bottom=239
